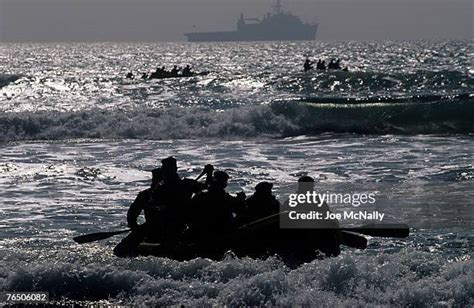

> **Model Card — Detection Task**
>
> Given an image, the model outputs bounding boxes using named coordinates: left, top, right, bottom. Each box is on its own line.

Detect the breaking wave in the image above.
left=0, top=105, right=297, bottom=142
left=0, top=94, right=472, bottom=142
left=282, top=93, right=474, bottom=134
left=1, top=249, right=472, bottom=306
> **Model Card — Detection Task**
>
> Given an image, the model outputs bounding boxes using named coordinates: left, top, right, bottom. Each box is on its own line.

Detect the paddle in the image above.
left=195, top=169, right=207, bottom=181
left=240, top=212, right=408, bottom=250
left=342, top=223, right=410, bottom=238
left=73, top=229, right=130, bottom=244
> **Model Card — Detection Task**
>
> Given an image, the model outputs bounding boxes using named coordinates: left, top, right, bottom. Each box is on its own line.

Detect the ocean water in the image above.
left=0, top=41, right=473, bottom=306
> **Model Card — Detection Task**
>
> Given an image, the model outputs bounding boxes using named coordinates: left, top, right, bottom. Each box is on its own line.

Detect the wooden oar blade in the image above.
left=340, top=231, right=368, bottom=249
left=73, top=229, right=129, bottom=244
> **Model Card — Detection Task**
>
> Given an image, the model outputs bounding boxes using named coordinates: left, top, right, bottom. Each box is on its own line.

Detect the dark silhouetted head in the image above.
left=298, top=176, right=314, bottom=183
left=211, top=170, right=229, bottom=190
left=161, top=156, right=178, bottom=182
left=255, top=181, right=273, bottom=196
left=298, top=176, right=314, bottom=192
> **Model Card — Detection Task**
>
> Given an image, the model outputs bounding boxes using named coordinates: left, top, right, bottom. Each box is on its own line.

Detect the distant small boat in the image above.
left=148, top=71, right=209, bottom=80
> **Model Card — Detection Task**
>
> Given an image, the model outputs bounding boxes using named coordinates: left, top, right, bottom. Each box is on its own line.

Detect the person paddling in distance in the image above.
left=181, top=65, right=193, bottom=77
left=316, top=60, right=327, bottom=70
left=170, top=65, right=180, bottom=77
left=303, top=57, right=314, bottom=72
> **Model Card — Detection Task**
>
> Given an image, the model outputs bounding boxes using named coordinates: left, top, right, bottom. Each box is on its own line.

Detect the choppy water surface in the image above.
left=1, top=136, right=472, bottom=306
left=0, top=41, right=473, bottom=306
left=1, top=41, right=473, bottom=139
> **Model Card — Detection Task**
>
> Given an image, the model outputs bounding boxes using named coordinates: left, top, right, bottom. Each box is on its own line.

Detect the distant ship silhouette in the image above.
left=185, top=0, right=318, bottom=42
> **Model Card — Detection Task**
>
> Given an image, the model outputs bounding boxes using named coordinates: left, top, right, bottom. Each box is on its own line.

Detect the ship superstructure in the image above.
left=185, top=0, right=318, bottom=42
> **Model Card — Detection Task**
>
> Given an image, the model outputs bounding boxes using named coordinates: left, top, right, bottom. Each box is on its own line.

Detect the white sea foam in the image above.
left=1, top=249, right=472, bottom=306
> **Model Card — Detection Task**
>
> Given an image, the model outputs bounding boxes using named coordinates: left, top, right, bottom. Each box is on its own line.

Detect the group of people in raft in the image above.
left=126, top=65, right=196, bottom=80
left=114, top=156, right=338, bottom=257
left=304, top=57, right=348, bottom=72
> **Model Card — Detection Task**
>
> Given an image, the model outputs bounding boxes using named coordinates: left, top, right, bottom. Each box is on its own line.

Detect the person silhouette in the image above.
left=181, top=65, right=193, bottom=77
left=242, top=182, right=280, bottom=223
left=283, top=176, right=341, bottom=257
left=113, top=168, right=164, bottom=257
left=328, top=59, right=336, bottom=69
left=113, top=158, right=213, bottom=257
left=190, top=171, right=246, bottom=239
left=320, top=60, right=327, bottom=70
left=155, top=157, right=213, bottom=245
left=170, top=65, right=180, bottom=77
left=316, top=59, right=323, bottom=70
left=151, top=66, right=167, bottom=79
left=304, top=58, right=314, bottom=72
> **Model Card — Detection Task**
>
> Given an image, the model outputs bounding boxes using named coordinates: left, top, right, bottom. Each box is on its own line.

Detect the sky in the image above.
left=0, top=0, right=472, bottom=42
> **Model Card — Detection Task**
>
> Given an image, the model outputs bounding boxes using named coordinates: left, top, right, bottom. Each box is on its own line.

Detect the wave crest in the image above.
left=0, top=94, right=472, bottom=142
left=0, top=106, right=297, bottom=142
